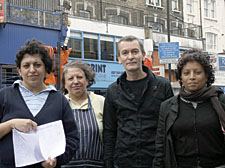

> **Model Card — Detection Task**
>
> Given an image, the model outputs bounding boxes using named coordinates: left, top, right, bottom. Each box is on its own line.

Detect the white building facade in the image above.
left=183, top=0, right=225, bottom=53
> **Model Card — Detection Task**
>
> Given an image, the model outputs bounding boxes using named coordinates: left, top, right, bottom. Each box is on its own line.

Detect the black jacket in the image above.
left=103, top=66, right=174, bottom=168
left=153, top=94, right=225, bottom=168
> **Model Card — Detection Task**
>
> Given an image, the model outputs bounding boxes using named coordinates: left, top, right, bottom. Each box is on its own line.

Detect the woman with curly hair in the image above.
left=153, top=49, right=225, bottom=168
left=0, top=39, right=79, bottom=168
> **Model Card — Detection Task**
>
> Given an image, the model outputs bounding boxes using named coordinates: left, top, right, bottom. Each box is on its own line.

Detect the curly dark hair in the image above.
left=61, top=60, right=96, bottom=94
left=176, top=49, right=215, bottom=87
left=15, top=39, right=53, bottom=74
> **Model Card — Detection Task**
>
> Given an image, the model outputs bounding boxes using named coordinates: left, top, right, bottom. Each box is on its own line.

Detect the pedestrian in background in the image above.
left=103, top=35, right=174, bottom=168
left=61, top=60, right=105, bottom=167
left=0, top=39, right=79, bottom=168
left=153, top=49, right=225, bottom=168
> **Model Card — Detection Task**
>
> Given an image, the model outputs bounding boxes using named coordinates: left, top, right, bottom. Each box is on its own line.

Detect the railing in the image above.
left=170, top=22, right=202, bottom=39
left=7, top=0, right=60, bottom=12
left=6, top=3, right=62, bottom=30
left=0, top=65, right=19, bottom=88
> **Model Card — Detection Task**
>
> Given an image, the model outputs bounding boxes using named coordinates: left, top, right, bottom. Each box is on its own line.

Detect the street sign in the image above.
left=159, top=42, right=179, bottom=64
left=218, top=57, right=225, bottom=70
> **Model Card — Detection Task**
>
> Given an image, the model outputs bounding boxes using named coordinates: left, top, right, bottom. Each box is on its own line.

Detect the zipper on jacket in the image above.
left=194, top=107, right=200, bottom=167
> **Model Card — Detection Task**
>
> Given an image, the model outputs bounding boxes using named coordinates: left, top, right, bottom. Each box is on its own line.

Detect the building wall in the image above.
left=183, top=0, right=225, bottom=53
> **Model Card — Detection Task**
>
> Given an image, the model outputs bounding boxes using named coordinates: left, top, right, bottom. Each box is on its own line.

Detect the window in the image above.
left=148, top=22, right=163, bottom=32
left=108, top=15, right=128, bottom=25
left=172, top=0, right=179, bottom=10
left=68, top=33, right=119, bottom=62
left=187, top=28, right=195, bottom=38
left=101, top=40, right=114, bottom=61
left=1, top=65, right=19, bottom=88
left=204, top=0, right=208, bottom=17
left=84, top=38, right=98, bottom=59
left=146, top=0, right=162, bottom=7
left=187, top=0, right=193, bottom=13
left=171, top=21, right=183, bottom=36
left=79, top=10, right=90, bottom=19
left=206, top=33, right=217, bottom=50
left=210, top=0, right=215, bottom=18
left=155, top=0, right=161, bottom=6
left=68, top=39, right=82, bottom=58
left=204, top=0, right=216, bottom=18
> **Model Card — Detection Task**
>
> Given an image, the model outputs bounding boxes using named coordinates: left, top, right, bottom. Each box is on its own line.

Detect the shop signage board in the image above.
left=218, top=57, right=225, bottom=70
left=159, top=42, right=179, bottom=64
left=68, top=58, right=124, bottom=89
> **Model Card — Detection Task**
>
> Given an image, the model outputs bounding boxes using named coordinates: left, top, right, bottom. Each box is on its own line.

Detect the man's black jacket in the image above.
left=103, top=66, right=174, bottom=168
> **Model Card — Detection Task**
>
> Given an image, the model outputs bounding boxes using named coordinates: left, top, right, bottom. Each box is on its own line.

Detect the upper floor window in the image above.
left=172, top=0, right=179, bottom=10
left=204, top=0, right=216, bottom=18
left=148, top=22, right=163, bottom=32
left=187, top=0, right=193, bottom=13
left=146, top=0, right=162, bottom=7
left=79, top=10, right=90, bottom=19
left=108, top=15, right=128, bottom=25
left=187, top=28, right=196, bottom=38
left=206, top=32, right=217, bottom=50
left=211, top=0, right=215, bottom=18
left=171, top=21, right=183, bottom=36
left=204, top=0, right=209, bottom=17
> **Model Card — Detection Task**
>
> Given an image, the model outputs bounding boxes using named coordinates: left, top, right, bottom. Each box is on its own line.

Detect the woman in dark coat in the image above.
left=0, top=39, right=79, bottom=168
left=153, top=49, right=225, bottom=168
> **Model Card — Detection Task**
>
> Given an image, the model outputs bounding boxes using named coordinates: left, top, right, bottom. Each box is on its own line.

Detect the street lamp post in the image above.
left=57, top=41, right=61, bottom=90
left=167, top=0, right=172, bottom=82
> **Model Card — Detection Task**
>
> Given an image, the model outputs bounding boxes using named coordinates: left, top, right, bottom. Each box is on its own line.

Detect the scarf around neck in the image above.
left=179, top=86, right=225, bottom=129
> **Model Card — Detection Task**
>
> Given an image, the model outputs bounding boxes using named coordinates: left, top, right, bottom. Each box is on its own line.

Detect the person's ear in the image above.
left=142, top=52, right=146, bottom=61
left=117, top=56, right=122, bottom=64
left=17, top=68, right=21, bottom=76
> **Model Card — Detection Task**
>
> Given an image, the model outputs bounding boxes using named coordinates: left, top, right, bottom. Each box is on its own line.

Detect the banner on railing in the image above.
left=0, top=0, right=4, bottom=23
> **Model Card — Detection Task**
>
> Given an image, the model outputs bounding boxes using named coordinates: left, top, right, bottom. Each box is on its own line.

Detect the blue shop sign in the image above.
left=159, top=42, right=179, bottom=64
left=218, top=57, right=225, bottom=70
left=68, top=58, right=124, bottom=89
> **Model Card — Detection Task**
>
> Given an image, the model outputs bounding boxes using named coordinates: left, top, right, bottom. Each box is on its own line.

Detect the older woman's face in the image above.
left=181, top=60, right=208, bottom=92
left=64, top=67, right=88, bottom=98
left=17, top=54, right=46, bottom=91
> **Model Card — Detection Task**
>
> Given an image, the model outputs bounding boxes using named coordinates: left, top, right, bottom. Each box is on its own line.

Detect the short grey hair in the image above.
left=117, top=35, right=145, bottom=56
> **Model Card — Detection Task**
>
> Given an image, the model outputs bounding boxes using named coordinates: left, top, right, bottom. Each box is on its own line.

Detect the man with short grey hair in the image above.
left=103, top=35, right=174, bottom=168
